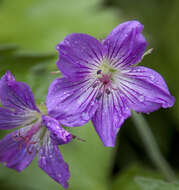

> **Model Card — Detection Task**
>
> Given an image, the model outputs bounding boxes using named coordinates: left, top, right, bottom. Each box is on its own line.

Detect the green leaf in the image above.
left=112, top=164, right=163, bottom=190
left=135, top=177, right=179, bottom=190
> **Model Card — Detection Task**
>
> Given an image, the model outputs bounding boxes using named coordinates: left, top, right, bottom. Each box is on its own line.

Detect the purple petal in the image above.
left=0, top=71, right=39, bottom=112
left=42, top=115, right=72, bottom=145
left=0, top=125, right=39, bottom=171
left=103, top=20, right=147, bottom=68
left=117, top=66, right=175, bottom=113
left=0, top=107, right=39, bottom=130
left=38, top=133, right=70, bottom=189
left=92, top=91, right=131, bottom=147
left=56, top=33, right=104, bottom=81
left=46, top=77, right=99, bottom=126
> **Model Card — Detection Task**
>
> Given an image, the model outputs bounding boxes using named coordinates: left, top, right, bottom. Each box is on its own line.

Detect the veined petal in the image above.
left=38, top=132, right=70, bottom=189
left=117, top=66, right=175, bottom=113
left=0, top=107, right=40, bottom=130
left=42, top=115, right=72, bottom=145
left=103, top=20, right=147, bottom=68
left=0, top=71, right=39, bottom=112
left=56, top=33, right=104, bottom=80
left=46, top=77, right=99, bottom=126
left=0, top=125, right=39, bottom=172
left=92, top=91, right=131, bottom=147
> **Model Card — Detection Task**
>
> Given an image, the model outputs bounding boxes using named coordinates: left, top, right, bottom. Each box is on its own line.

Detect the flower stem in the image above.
left=131, top=111, right=176, bottom=182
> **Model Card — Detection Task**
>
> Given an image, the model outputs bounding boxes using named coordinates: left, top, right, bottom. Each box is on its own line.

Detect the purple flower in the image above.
left=47, top=20, right=175, bottom=147
left=0, top=71, right=72, bottom=188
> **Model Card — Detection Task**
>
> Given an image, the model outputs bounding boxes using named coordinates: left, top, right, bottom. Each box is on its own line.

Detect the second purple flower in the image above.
left=0, top=71, right=72, bottom=188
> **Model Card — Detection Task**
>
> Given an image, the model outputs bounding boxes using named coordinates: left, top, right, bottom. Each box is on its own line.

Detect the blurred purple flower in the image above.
left=48, top=20, right=175, bottom=147
left=0, top=71, right=72, bottom=189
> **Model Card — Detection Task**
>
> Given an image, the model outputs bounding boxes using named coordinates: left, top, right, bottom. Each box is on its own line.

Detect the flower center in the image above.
left=99, top=59, right=117, bottom=75
left=97, top=59, right=117, bottom=83
left=93, top=59, right=117, bottom=97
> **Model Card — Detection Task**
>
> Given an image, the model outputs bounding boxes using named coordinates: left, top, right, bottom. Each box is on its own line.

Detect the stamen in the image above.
left=12, top=125, right=40, bottom=154
left=13, top=132, right=38, bottom=154
left=97, top=70, right=102, bottom=75
left=96, top=92, right=102, bottom=101
left=12, top=130, right=24, bottom=141
left=26, top=141, right=37, bottom=154
left=92, top=82, right=99, bottom=88
left=105, top=89, right=111, bottom=95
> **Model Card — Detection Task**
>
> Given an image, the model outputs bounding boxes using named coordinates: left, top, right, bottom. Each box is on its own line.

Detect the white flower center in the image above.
left=92, top=59, right=118, bottom=98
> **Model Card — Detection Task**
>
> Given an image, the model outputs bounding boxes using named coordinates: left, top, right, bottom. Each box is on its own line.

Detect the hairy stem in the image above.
left=131, top=111, right=176, bottom=182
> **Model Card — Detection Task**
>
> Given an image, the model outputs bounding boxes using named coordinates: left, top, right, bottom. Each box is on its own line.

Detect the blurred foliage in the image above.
left=112, top=164, right=163, bottom=190
left=0, top=0, right=179, bottom=190
left=0, top=0, right=118, bottom=52
left=135, top=177, right=179, bottom=190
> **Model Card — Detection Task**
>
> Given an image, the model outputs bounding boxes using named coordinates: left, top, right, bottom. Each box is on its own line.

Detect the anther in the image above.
left=96, top=92, right=102, bottom=101
left=105, top=89, right=111, bottom=95
left=92, top=82, right=99, bottom=88
left=97, top=70, right=102, bottom=75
